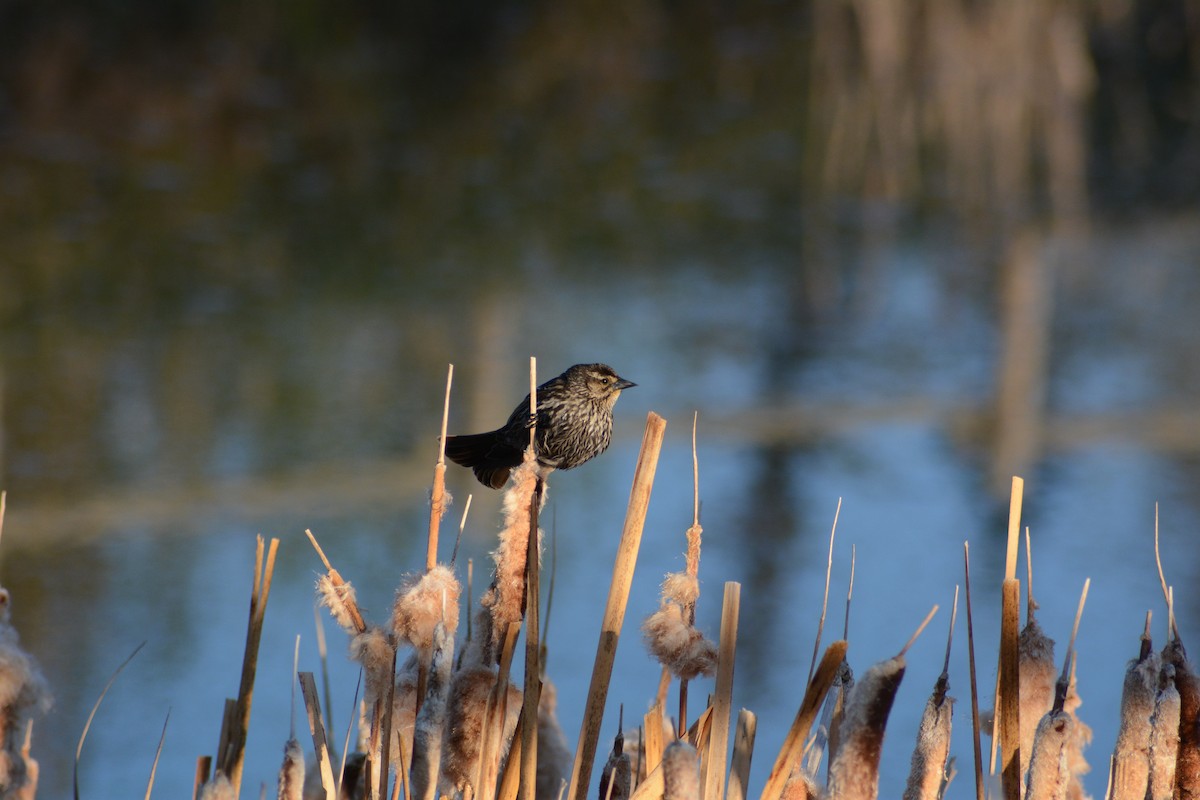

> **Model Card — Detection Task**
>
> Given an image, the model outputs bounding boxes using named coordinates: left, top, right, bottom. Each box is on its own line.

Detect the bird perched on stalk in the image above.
left=445, top=363, right=635, bottom=489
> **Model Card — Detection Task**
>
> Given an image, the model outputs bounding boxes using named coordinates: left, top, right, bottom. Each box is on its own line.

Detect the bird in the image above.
left=444, top=363, right=636, bottom=489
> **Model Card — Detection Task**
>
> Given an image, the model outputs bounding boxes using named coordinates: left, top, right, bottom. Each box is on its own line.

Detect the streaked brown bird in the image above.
left=444, top=363, right=635, bottom=489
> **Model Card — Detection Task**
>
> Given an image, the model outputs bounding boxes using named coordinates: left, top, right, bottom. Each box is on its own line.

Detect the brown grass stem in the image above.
left=760, top=639, right=848, bottom=800
left=704, top=582, right=741, bottom=800
left=644, top=704, right=666, bottom=779
left=567, top=412, right=667, bottom=800
left=998, top=476, right=1023, bottom=800
left=193, top=756, right=212, bottom=800
left=300, top=671, right=338, bottom=796
left=143, top=709, right=170, bottom=800
left=808, top=498, right=842, bottom=687
left=963, top=543, right=985, bottom=800
left=223, top=535, right=279, bottom=795
left=1025, top=527, right=1038, bottom=624
left=308, top=529, right=367, bottom=635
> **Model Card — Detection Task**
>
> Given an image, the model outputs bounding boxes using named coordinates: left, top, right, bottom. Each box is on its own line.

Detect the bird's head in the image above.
left=568, top=363, right=636, bottom=405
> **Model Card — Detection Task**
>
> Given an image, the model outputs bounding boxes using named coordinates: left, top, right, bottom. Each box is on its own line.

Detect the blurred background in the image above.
left=3, top=0, right=1200, bottom=796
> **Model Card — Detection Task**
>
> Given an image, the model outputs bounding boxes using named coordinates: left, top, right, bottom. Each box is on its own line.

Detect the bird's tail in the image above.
left=444, top=431, right=513, bottom=489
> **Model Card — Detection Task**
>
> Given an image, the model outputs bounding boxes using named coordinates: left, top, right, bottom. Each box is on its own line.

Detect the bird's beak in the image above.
left=615, top=378, right=636, bottom=391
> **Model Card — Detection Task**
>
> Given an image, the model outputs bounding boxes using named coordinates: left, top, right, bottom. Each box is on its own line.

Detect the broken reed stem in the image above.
left=193, top=756, right=212, bottom=800
left=568, top=412, right=667, bottom=800
left=1153, top=504, right=1181, bottom=644
left=704, top=582, right=741, bottom=800
left=377, top=647, right=399, bottom=800
left=901, top=606, right=939, bottom=657
left=760, top=639, right=849, bottom=800
left=429, top=363, right=454, bottom=572
left=644, top=703, right=666, bottom=778
left=998, top=476, right=1023, bottom=800
left=964, top=543, right=985, bottom=800
left=520, top=478, right=544, bottom=800
left=809, top=498, right=842, bottom=686
left=727, top=709, right=757, bottom=800
left=301, top=671, right=338, bottom=796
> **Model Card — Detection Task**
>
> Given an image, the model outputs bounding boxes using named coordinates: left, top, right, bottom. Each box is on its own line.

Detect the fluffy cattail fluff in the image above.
left=642, top=573, right=717, bottom=680
left=1109, top=637, right=1159, bottom=800
left=441, top=666, right=522, bottom=794
left=199, top=774, right=235, bottom=800
left=827, top=655, right=907, bottom=800
left=598, top=725, right=632, bottom=800
left=779, top=772, right=820, bottom=800
left=411, top=624, right=454, bottom=800
left=1147, top=664, right=1180, bottom=800
left=480, top=451, right=543, bottom=660
left=0, top=588, right=50, bottom=794
left=1018, top=618, right=1058, bottom=787
left=1025, top=711, right=1073, bottom=800
left=318, top=574, right=364, bottom=636
left=391, top=565, right=461, bottom=651
left=902, top=672, right=955, bottom=800
left=662, top=740, right=701, bottom=800
left=276, top=737, right=305, bottom=800
left=1062, top=675, right=1093, bottom=800
left=536, top=679, right=572, bottom=800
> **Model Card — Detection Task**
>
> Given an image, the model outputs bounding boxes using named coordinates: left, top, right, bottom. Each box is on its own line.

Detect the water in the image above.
left=5, top=249, right=1200, bottom=798
left=5, top=7, right=1200, bottom=797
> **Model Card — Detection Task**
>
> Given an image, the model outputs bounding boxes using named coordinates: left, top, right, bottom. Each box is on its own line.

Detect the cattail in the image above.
left=441, top=666, right=522, bottom=794
left=1018, top=617, right=1058, bottom=787
left=902, top=672, right=954, bottom=800
left=536, top=679, right=572, bottom=800
left=317, top=573, right=366, bottom=637
left=391, top=565, right=462, bottom=651
left=641, top=572, right=718, bottom=681
left=598, top=715, right=632, bottom=800
left=0, top=588, right=50, bottom=793
left=350, top=627, right=396, bottom=716
left=1147, top=664, right=1180, bottom=800
left=1162, top=639, right=1200, bottom=799
left=1025, top=711, right=1073, bottom=800
left=661, top=740, right=701, bottom=800
left=827, top=655, right=907, bottom=800
left=480, top=452, right=542, bottom=660
left=411, top=624, right=454, bottom=800
left=276, top=738, right=304, bottom=800
left=1109, top=625, right=1158, bottom=800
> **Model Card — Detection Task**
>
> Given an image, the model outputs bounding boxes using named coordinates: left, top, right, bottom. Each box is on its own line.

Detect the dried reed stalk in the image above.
left=429, top=363, right=454, bottom=571
left=643, top=704, right=666, bottom=780
left=703, top=582, right=741, bottom=800
left=1109, top=615, right=1158, bottom=800
left=727, top=709, right=757, bottom=800
left=997, top=476, right=1023, bottom=800
left=568, top=412, right=667, bottom=800
left=301, top=671, right=337, bottom=797
left=193, top=756, right=212, bottom=800
left=520, top=475, right=545, bottom=800
left=962, top=543, right=985, bottom=800
left=760, top=639, right=848, bottom=800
